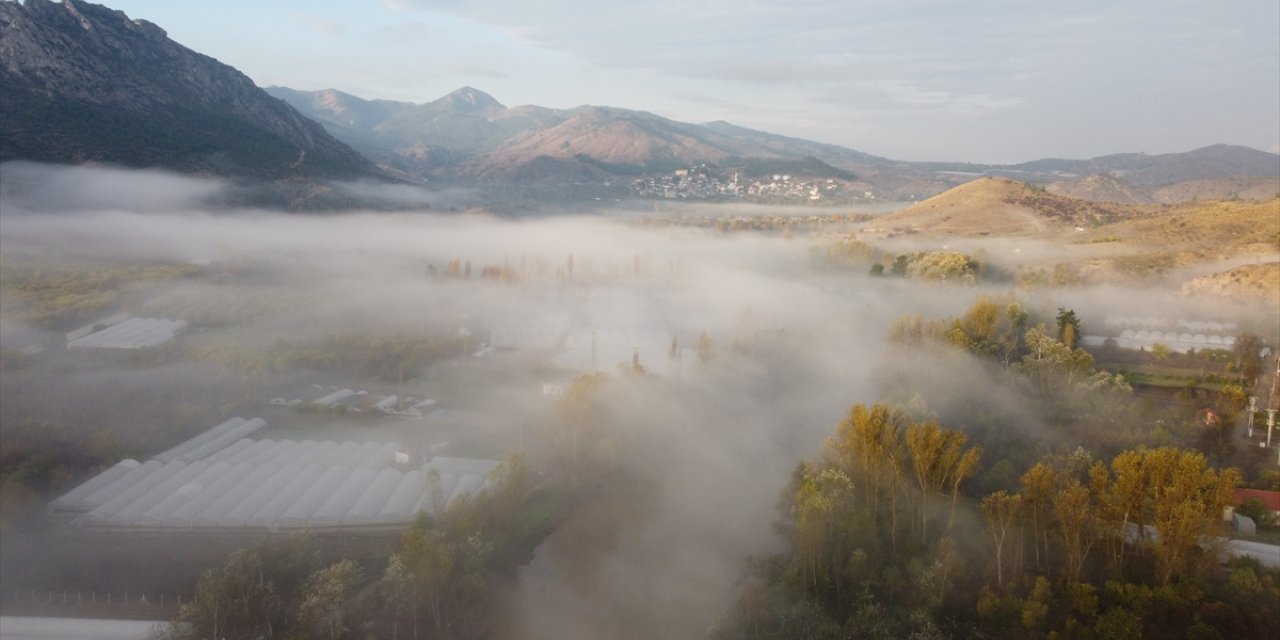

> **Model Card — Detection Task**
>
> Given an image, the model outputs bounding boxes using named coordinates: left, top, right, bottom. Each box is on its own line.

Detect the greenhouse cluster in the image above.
left=66, top=316, right=188, bottom=349
left=49, top=417, right=502, bottom=532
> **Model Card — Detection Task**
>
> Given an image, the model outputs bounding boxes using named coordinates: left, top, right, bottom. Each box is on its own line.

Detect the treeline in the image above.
left=817, top=236, right=985, bottom=283
left=189, top=333, right=466, bottom=383
left=713, top=404, right=1277, bottom=639
left=0, top=255, right=198, bottom=329
left=883, top=296, right=1261, bottom=472
left=158, top=454, right=556, bottom=640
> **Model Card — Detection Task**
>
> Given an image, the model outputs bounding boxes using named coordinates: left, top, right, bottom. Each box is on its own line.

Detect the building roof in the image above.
left=67, top=317, right=187, bottom=349
left=1234, top=488, right=1280, bottom=511
left=51, top=416, right=503, bottom=530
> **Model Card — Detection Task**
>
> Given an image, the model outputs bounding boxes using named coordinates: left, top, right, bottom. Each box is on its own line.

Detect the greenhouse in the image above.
left=51, top=417, right=504, bottom=532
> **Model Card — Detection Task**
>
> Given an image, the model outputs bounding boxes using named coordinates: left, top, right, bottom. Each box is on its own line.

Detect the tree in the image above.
left=905, top=421, right=981, bottom=542
left=1053, top=480, right=1097, bottom=583
left=697, top=331, right=715, bottom=364
left=382, top=554, right=413, bottom=640
left=1021, top=575, right=1052, bottom=632
left=1230, top=332, right=1263, bottom=383
left=907, top=250, right=977, bottom=283
left=891, top=254, right=910, bottom=276
left=1020, top=325, right=1096, bottom=392
left=1095, top=447, right=1242, bottom=584
left=1020, top=462, right=1058, bottom=573
left=1151, top=342, right=1171, bottom=361
left=553, top=372, right=611, bottom=487
left=1056, top=307, right=1082, bottom=350
left=825, top=403, right=907, bottom=549
left=295, top=560, right=363, bottom=640
left=981, top=490, right=1023, bottom=585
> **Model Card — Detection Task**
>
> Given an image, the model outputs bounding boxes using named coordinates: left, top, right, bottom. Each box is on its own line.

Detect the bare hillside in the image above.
left=1180, top=262, right=1280, bottom=302
left=873, top=177, right=1137, bottom=236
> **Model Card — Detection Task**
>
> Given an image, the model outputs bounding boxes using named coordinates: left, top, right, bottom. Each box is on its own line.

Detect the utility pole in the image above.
left=1247, top=396, right=1257, bottom=438
left=1268, top=409, right=1276, bottom=450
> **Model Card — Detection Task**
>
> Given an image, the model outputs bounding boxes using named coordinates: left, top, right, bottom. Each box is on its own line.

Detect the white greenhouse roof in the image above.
left=51, top=416, right=503, bottom=531
left=67, top=317, right=187, bottom=349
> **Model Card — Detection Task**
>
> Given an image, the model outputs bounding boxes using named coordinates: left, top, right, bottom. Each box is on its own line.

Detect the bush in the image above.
left=1236, top=498, right=1276, bottom=528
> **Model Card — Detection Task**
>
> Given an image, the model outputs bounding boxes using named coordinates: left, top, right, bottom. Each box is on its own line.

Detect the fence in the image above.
left=4, top=587, right=191, bottom=618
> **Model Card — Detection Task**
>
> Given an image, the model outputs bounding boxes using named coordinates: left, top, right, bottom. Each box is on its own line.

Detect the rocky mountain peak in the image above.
left=437, top=86, right=504, bottom=111
left=0, top=0, right=375, bottom=178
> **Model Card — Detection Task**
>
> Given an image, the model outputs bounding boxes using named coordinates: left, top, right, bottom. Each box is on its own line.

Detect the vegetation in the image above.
left=712, top=403, right=1272, bottom=639
left=189, top=333, right=466, bottom=383
left=160, top=454, right=552, bottom=640
left=0, top=254, right=198, bottom=329
left=816, top=235, right=982, bottom=284
left=714, top=291, right=1278, bottom=638
left=1016, top=264, right=1083, bottom=289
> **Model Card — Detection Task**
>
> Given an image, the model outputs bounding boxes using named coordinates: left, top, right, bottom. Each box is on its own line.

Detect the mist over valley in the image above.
left=2, top=1, right=1279, bottom=639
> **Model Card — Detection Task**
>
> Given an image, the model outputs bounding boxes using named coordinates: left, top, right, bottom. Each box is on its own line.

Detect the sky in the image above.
left=99, top=0, right=1280, bottom=164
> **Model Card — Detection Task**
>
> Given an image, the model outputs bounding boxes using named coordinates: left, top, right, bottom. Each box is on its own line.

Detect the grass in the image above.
left=1120, top=371, right=1232, bottom=392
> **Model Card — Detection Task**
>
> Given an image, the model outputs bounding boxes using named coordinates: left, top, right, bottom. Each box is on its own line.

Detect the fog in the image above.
left=1, top=163, right=1275, bottom=639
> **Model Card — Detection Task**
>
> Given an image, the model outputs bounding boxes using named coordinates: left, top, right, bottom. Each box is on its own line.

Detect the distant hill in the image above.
left=1008, top=144, right=1279, bottom=186
left=1068, top=198, right=1280, bottom=287
left=0, top=0, right=375, bottom=179
left=1046, top=174, right=1155, bottom=204
left=268, top=86, right=892, bottom=186
left=1151, top=176, right=1280, bottom=203
left=871, top=177, right=1140, bottom=236
left=1046, top=174, right=1279, bottom=205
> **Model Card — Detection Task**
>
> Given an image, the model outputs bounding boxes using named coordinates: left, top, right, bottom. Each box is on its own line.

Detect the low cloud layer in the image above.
left=2, top=163, right=1275, bottom=638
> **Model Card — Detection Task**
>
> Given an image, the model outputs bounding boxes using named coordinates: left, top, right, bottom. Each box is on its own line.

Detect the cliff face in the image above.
left=0, top=0, right=375, bottom=178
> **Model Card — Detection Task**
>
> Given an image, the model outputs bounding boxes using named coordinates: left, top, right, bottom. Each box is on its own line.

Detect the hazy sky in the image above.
left=101, top=0, right=1280, bottom=163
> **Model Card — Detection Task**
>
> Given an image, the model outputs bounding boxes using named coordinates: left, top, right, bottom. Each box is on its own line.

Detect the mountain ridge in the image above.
left=0, top=0, right=375, bottom=179
left=0, top=0, right=1274, bottom=202
left=271, top=85, right=1279, bottom=199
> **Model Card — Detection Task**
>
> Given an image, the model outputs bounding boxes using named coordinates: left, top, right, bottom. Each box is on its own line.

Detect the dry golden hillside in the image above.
left=1153, top=176, right=1280, bottom=203
left=1046, top=174, right=1154, bottom=203
left=1080, top=198, right=1280, bottom=253
left=1063, top=198, right=1280, bottom=287
left=874, top=177, right=1139, bottom=236
left=1179, top=262, right=1280, bottom=303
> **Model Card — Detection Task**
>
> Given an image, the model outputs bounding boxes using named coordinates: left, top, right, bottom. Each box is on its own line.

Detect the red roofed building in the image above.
left=1231, top=488, right=1280, bottom=520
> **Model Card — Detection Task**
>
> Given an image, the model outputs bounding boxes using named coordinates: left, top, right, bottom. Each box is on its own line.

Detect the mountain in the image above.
left=269, top=86, right=891, bottom=186
left=1007, top=144, right=1279, bottom=186
left=267, top=86, right=563, bottom=175
left=1045, top=173, right=1280, bottom=205
left=272, top=85, right=1280, bottom=200
left=0, top=0, right=375, bottom=179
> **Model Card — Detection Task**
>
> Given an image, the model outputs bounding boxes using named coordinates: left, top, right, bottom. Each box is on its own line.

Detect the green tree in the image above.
left=1056, top=307, right=1082, bottom=350
left=1020, top=324, right=1096, bottom=392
